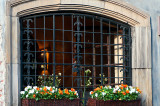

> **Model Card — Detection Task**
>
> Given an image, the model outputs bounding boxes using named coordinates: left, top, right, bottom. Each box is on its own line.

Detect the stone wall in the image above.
left=124, top=1, right=160, bottom=106
left=0, top=0, right=6, bottom=106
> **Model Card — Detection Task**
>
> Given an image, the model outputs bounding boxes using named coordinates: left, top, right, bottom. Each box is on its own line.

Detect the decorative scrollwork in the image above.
left=23, top=19, right=34, bottom=85
left=120, top=69, right=128, bottom=72
left=23, top=19, right=33, bottom=28
left=73, top=15, right=84, bottom=93
left=24, top=77, right=34, bottom=85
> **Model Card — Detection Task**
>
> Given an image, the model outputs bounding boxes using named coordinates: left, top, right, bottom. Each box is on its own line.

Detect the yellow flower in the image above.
left=71, top=88, right=75, bottom=92
left=59, top=88, right=63, bottom=95
left=126, top=90, right=129, bottom=94
left=43, top=87, right=47, bottom=92
left=33, top=94, right=36, bottom=98
left=94, top=87, right=100, bottom=91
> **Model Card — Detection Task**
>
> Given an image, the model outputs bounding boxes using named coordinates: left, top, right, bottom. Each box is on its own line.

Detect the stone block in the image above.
left=132, top=69, right=152, bottom=106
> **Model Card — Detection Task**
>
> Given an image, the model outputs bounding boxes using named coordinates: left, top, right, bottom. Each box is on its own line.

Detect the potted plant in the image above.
left=21, top=86, right=80, bottom=106
left=87, top=84, right=141, bottom=106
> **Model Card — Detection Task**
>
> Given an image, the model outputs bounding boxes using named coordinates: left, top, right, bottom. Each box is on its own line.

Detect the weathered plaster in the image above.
left=0, top=0, right=7, bottom=106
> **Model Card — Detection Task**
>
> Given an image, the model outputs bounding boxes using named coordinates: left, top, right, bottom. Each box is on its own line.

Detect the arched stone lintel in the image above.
left=8, top=0, right=150, bottom=27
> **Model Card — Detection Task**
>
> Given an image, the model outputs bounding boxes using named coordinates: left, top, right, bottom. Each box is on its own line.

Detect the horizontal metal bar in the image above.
left=22, top=75, right=131, bottom=79
left=22, top=12, right=130, bottom=27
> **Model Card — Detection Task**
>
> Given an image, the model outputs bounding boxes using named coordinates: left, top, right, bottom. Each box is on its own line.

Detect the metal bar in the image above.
left=128, top=27, right=132, bottom=85
left=23, top=13, right=130, bottom=28
left=43, top=16, right=46, bottom=85
left=100, top=19, right=103, bottom=85
left=107, top=21, right=110, bottom=84
left=34, top=17, right=37, bottom=85
left=20, top=18, right=23, bottom=89
left=72, top=14, right=74, bottom=88
left=122, top=25, right=126, bottom=84
left=62, top=15, right=64, bottom=88
left=22, top=75, right=131, bottom=78
left=117, top=24, right=119, bottom=85
left=83, top=15, right=86, bottom=105
left=93, top=18, right=96, bottom=88
left=53, top=15, right=56, bottom=86
left=22, top=50, right=130, bottom=56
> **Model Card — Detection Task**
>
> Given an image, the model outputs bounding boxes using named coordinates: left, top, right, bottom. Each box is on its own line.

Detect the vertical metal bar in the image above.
left=122, top=26, right=126, bottom=84
left=24, top=18, right=34, bottom=86
left=100, top=19, right=103, bottom=85
left=93, top=18, right=96, bottom=88
left=44, top=16, right=46, bottom=85
left=34, top=17, right=37, bottom=85
left=62, top=15, right=64, bottom=88
left=117, top=24, right=119, bottom=85
left=53, top=15, right=56, bottom=86
left=72, top=14, right=74, bottom=88
left=83, top=15, right=86, bottom=105
left=20, top=18, right=23, bottom=89
left=109, top=23, right=111, bottom=85
left=107, top=21, right=111, bottom=84
left=128, top=27, right=131, bottom=85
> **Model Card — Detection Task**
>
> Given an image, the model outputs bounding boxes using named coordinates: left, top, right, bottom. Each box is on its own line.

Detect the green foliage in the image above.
left=37, top=73, right=61, bottom=87
left=90, top=85, right=141, bottom=101
left=20, top=86, right=79, bottom=101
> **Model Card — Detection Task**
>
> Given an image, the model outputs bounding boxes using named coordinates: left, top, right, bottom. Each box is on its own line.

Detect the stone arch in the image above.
left=9, top=0, right=149, bottom=26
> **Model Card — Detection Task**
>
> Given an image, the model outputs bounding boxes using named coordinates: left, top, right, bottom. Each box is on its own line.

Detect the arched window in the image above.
left=21, top=12, right=131, bottom=102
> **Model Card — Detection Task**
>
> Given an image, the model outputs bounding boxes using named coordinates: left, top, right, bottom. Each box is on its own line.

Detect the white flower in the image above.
left=55, top=88, right=57, bottom=91
left=24, top=86, right=32, bottom=91
left=76, top=91, right=78, bottom=96
left=33, top=86, right=37, bottom=90
left=129, top=86, right=133, bottom=89
left=118, top=89, right=121, bottom=92
left=115, top=86, right=119, bottom=90
left=102, top=92, right=106, bottom=96
left=27, top=86, right=32, bottom=89
left=46, top=86, right=51, bottom=90
left=95, top=93, right=98, bottom=97
left=85, top=69, right=91, bottom=74
left=126, top=87, right=129, bottom=90
left=52, top=86, right=55, bottom=89
left=131, top=88, right=136, bottom=93
left=104, top=86, right=108, bottom=89
left=90, top=91, right=93, bottom=95
left=136, top=91, right=138, bottom=94
left=20, top=91, right=25, bottom=95
left=36, top=92, right=38, bottom=94
left=24, top=88, right=28, bottom=91
left=51, top=90, right=55, bottom=93
left=129, top=91, right=133, bottom=94
left=29, top=89, right=34, bottom=94
left=26, top=94, right=28, bottom=98
left=113, top=88, right=117, bottom=93
left=108, top=86, right=112, bottom=89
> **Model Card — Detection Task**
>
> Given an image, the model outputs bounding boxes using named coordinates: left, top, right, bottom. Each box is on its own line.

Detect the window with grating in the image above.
left=20, top=12, right=131, bottom=103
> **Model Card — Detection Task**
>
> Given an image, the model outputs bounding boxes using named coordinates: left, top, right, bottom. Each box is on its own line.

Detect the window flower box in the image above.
left=87, top=98, right=140, bottom=106
left=21, top=86, right=80, bottom=106
left=21, top=98, right=80, bottom=106
left=87, top=84, right=141, bottom=106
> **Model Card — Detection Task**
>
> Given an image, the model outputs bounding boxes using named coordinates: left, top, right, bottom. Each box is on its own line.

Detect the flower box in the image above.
left=21, top=98, right=80, bottom=106
left=88, top=85, right=142, bottom=106
left=20, top=86, right=80, bottom=106
left=87, top=98, right=140, bottom=106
